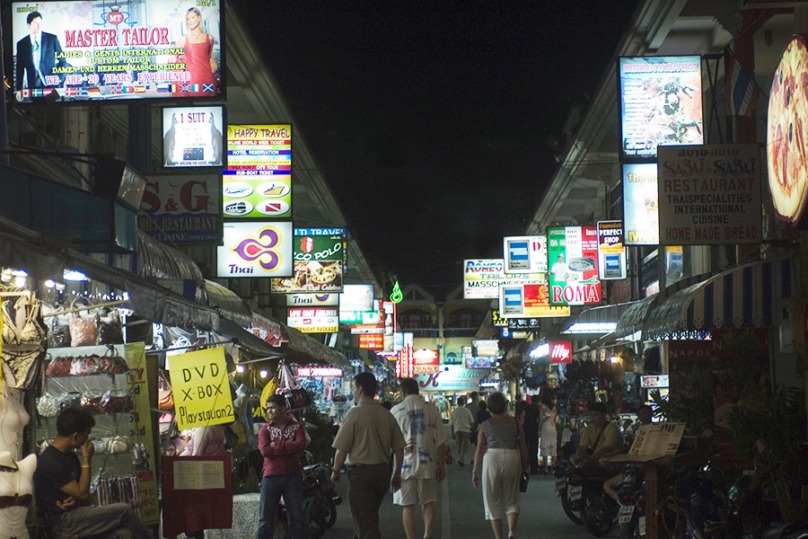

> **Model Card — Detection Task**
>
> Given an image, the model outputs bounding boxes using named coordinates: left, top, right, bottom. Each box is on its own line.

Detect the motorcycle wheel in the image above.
left=320, top=491, right=338, bottom=528
left=561, top=489, right=584, bottom=525
left=582, top=494, right=616, bottom=537
left=306, top=496, right=328, bottom=539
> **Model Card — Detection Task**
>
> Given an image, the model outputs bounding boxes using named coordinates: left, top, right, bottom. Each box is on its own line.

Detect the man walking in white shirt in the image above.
left=391, top=378, right=447, bottom=539
left=450, top=396, right=475, bottom=466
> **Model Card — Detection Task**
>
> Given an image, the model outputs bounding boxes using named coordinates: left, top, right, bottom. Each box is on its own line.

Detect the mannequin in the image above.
left=0, top=373, right=30, bottom=459
left=0, top=452, right=37, bottom=539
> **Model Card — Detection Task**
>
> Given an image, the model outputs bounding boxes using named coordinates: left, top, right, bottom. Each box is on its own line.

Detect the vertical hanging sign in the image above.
left=547, top=226, right=602, bottom=306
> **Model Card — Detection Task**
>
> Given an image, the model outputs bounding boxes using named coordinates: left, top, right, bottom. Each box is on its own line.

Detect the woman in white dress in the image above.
left=539, top=392, right=558, bottom=474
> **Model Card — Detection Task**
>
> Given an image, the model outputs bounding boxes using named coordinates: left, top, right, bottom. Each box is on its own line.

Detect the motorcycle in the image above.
left=571, top=464, right=633, bottom=537
left=304, top=461, right=342, bottom=529
left=554, top=460, right=583, bottom=525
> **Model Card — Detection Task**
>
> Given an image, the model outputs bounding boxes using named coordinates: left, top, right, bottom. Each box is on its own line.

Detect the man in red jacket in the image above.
left=257, top=395, right=307, bottom=539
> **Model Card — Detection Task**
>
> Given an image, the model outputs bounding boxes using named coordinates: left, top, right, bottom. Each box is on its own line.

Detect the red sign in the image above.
left=396, top=345, right=413, bottom=377
left=412, top=349, right=440, bottom=374
left=549, top=341, right=572, bottom=363
left=287, top=307, right=338, bottom=318
left=359, top=334, right=384, bottom=350
left=297, top=367, right=343, bottom=377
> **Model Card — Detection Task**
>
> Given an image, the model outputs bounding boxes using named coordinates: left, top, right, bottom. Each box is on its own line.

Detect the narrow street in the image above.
left=328, top=434, right=593, bottom=539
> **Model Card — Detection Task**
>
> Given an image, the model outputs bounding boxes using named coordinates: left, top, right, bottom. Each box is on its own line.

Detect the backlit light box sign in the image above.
left=503, top=236, right=547, bottom=274
left=623, top=163, right=659, bottom=245
left=499, top=284, right=571, bottom=318
left=224, top=125, right=291, bottom=219
left=217, top=221, right=293, bottom=278
left=271, top=229, right=345, bottom=293
left=340, top=284, right=375, bottom=312
left=286, top=293, right=339, bottom=307
left=286, top=307, right=339, bottom=334
left=12, top=0, right=223, bottom=104
left=412, top=349, right=440, bottom=375
left=472, top=340, right=500, bottom=357
left=297, top=367, right=342, bottom=378
left=596, top=221, right=627, bottom=280
left=547, top=226, right=602, bottom=306
left=618, top=56, right=703, bottom=160
left=463, top=259, right=545, bottom=300
left=359, top=333, right=383, bottom=350
left=162, top=106, right=224, bottom=168
left=139, top=174, right=220, bottom=244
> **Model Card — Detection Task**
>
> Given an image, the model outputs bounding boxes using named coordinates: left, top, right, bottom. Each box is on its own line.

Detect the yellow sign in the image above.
left=169, top=348, right=234, bottom=431
left=125, top=343, right=159, bottom=525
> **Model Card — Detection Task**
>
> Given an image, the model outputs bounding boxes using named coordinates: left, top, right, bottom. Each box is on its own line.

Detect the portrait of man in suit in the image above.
left=15, top=11, right=70, bottom=91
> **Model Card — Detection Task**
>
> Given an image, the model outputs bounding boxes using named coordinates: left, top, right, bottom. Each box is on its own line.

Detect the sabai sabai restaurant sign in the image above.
left=657, top=144, right=761, bottom=245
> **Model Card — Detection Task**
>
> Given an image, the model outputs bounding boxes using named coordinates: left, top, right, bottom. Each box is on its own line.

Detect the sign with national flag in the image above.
left=726, top=50, right=760, bottom=117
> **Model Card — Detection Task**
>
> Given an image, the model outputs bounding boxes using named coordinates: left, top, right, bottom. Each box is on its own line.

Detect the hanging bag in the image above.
left=69, top=297, right=98, bottom=347
left=277, top=363, right=312, bottom=411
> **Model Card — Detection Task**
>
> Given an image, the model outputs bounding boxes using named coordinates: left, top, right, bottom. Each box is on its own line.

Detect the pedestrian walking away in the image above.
left=257, top=395, right=307, bottom=539
left=332, top=372, right=406, bottom=539
left=450, top=396, right=474, bottom=466
left=391, top=378, right=448, bottom=539
left=472, top=392, right=529, bottom=539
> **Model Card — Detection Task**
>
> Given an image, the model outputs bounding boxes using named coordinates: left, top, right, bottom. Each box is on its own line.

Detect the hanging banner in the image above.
left=217, top=221, right=293, bottom=278
left=547, top=226, right=602, bottom=306
left=125, top=343, right=159, bottom=525
left=618, top=55, right=703, bottom=160
left=169, top=348, right=234, bottom=431
left=657, top=144, right=762, bottom=244
left=11, top=0, right=224, bottom=104
left=623, top=163, right=660, bottom=245
left=139, top=174, right=220, bottom=244
left=162, top=106, right=225, bottom=168
left=503, top=235, right=547, bottom=274
left=271, top=229, right=345, bottom=293
left=224, top=125, right=291, bottom=219
left=597, top=220, right=627, bottom=280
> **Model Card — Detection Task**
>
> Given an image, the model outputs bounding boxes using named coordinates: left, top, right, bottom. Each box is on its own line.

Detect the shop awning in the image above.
left=560, top=302, right=634, bottom=334
left=204, top=280, right=252, bottom=328
left=643, top=256, right=798, bottom=340
left=137, top=231, right=204, bottom=282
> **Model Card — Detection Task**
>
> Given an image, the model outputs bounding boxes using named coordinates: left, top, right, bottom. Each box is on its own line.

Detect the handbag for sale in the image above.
left=51, top=316, right=71, bottom=348
left=96, top=308, right=124, bottom=345
left=277, top=363, right=312, bottom=411
left=158, top=370, right=174, bottom=410
left=69, top=298, right=97, bottom=347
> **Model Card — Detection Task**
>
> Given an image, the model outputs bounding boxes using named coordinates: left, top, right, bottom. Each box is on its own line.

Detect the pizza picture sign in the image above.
left=767, top=35, right=808, bottom=226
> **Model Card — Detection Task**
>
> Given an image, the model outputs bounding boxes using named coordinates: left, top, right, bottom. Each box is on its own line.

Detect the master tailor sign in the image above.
left=547, top=226, right=602, bottom=307
left=12, top=0, right=223, bottom=104
left=217, top=222, right=293, bottom=278
left=658, top=144, right=762, bottom=245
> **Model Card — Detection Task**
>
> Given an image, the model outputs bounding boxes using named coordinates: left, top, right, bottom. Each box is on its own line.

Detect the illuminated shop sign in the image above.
left=547, top=226, right=602, bottom=306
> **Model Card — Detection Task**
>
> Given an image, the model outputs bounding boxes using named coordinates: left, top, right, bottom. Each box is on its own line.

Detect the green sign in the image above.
left=390, top=281, right=403, bottom=303
left=339, top=310, right=381, bottom=325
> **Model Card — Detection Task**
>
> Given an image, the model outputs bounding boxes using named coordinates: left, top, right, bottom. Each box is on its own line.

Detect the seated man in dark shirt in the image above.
left=34, top=407, right=154, bottom=538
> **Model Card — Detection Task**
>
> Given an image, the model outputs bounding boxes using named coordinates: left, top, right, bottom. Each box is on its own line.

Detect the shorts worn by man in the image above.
left=332, top=372, right=405, bottom=539
left=450, top=396, right=474, bottom=466
left=34, top=407, right=154, bottom=539
left=391, top=378, right=447, bottom=539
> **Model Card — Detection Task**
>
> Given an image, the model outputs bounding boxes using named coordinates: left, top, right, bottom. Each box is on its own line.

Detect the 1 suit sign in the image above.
left=15, top=14, right=69, bottom=91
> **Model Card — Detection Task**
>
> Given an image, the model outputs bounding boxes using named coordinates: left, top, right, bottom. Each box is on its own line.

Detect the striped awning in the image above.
left=643, top=256, right=798, bottom=340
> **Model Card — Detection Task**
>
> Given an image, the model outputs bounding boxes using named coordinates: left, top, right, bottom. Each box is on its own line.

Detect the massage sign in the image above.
left=547, top=226, right=602, bottom=306
left=168, top=348, right=234, bottom=431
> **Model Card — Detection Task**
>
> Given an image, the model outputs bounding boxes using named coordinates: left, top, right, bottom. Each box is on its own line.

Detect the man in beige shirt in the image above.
left=332, top=372, right=405, bottom=539
left=450, top=396, right=475, bottom=466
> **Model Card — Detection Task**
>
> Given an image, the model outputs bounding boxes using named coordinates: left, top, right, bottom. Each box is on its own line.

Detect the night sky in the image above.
left=239, top=1, right=640, bottom=296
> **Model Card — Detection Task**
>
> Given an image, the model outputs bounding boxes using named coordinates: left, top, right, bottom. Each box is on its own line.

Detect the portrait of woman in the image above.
left=175, top=7, right=217, bottom=97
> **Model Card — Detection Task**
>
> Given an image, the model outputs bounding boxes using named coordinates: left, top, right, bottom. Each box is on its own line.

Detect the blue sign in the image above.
left=504, top=288, right=522, bottom=307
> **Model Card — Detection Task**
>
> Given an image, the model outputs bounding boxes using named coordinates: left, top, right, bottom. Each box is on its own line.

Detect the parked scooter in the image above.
left=554, top=460, right=584, bottom=525
left=570, top=463, right=634, bottom=537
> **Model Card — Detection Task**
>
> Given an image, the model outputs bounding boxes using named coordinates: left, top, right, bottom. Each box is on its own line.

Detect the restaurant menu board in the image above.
left=623, top=163, right=660, bottom=245
left=547, top=226, right=602, bottom=306
left=162, top=106, right=224, bottom=167
left=224, top=125, right=291, bottom=219
left=499, top=283, right=571, bottom=318
left=597, top=221, right=627, bottom=280
left=626, top=423, right=686, bottom=462
left=503, top=236, right=548, bottom=274
left=657, top=144, right=762, bottom=245
left=286, top=307, right=339, bottom=333
left=11, top=0, right=223, bottom=104
left=463, top=259, right=545, bottom=300
left=271, top=229, right=345, bottom=293
left=619, top=56, right=703, bottom=159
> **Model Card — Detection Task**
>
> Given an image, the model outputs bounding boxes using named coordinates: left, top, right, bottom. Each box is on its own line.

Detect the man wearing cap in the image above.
left=332, top=372, right=405, bottom=539
left=571, top=402, right=623, bottom=467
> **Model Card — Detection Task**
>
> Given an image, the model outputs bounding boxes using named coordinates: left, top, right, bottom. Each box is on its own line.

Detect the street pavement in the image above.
left=326, top=438, right=596, bottom=539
